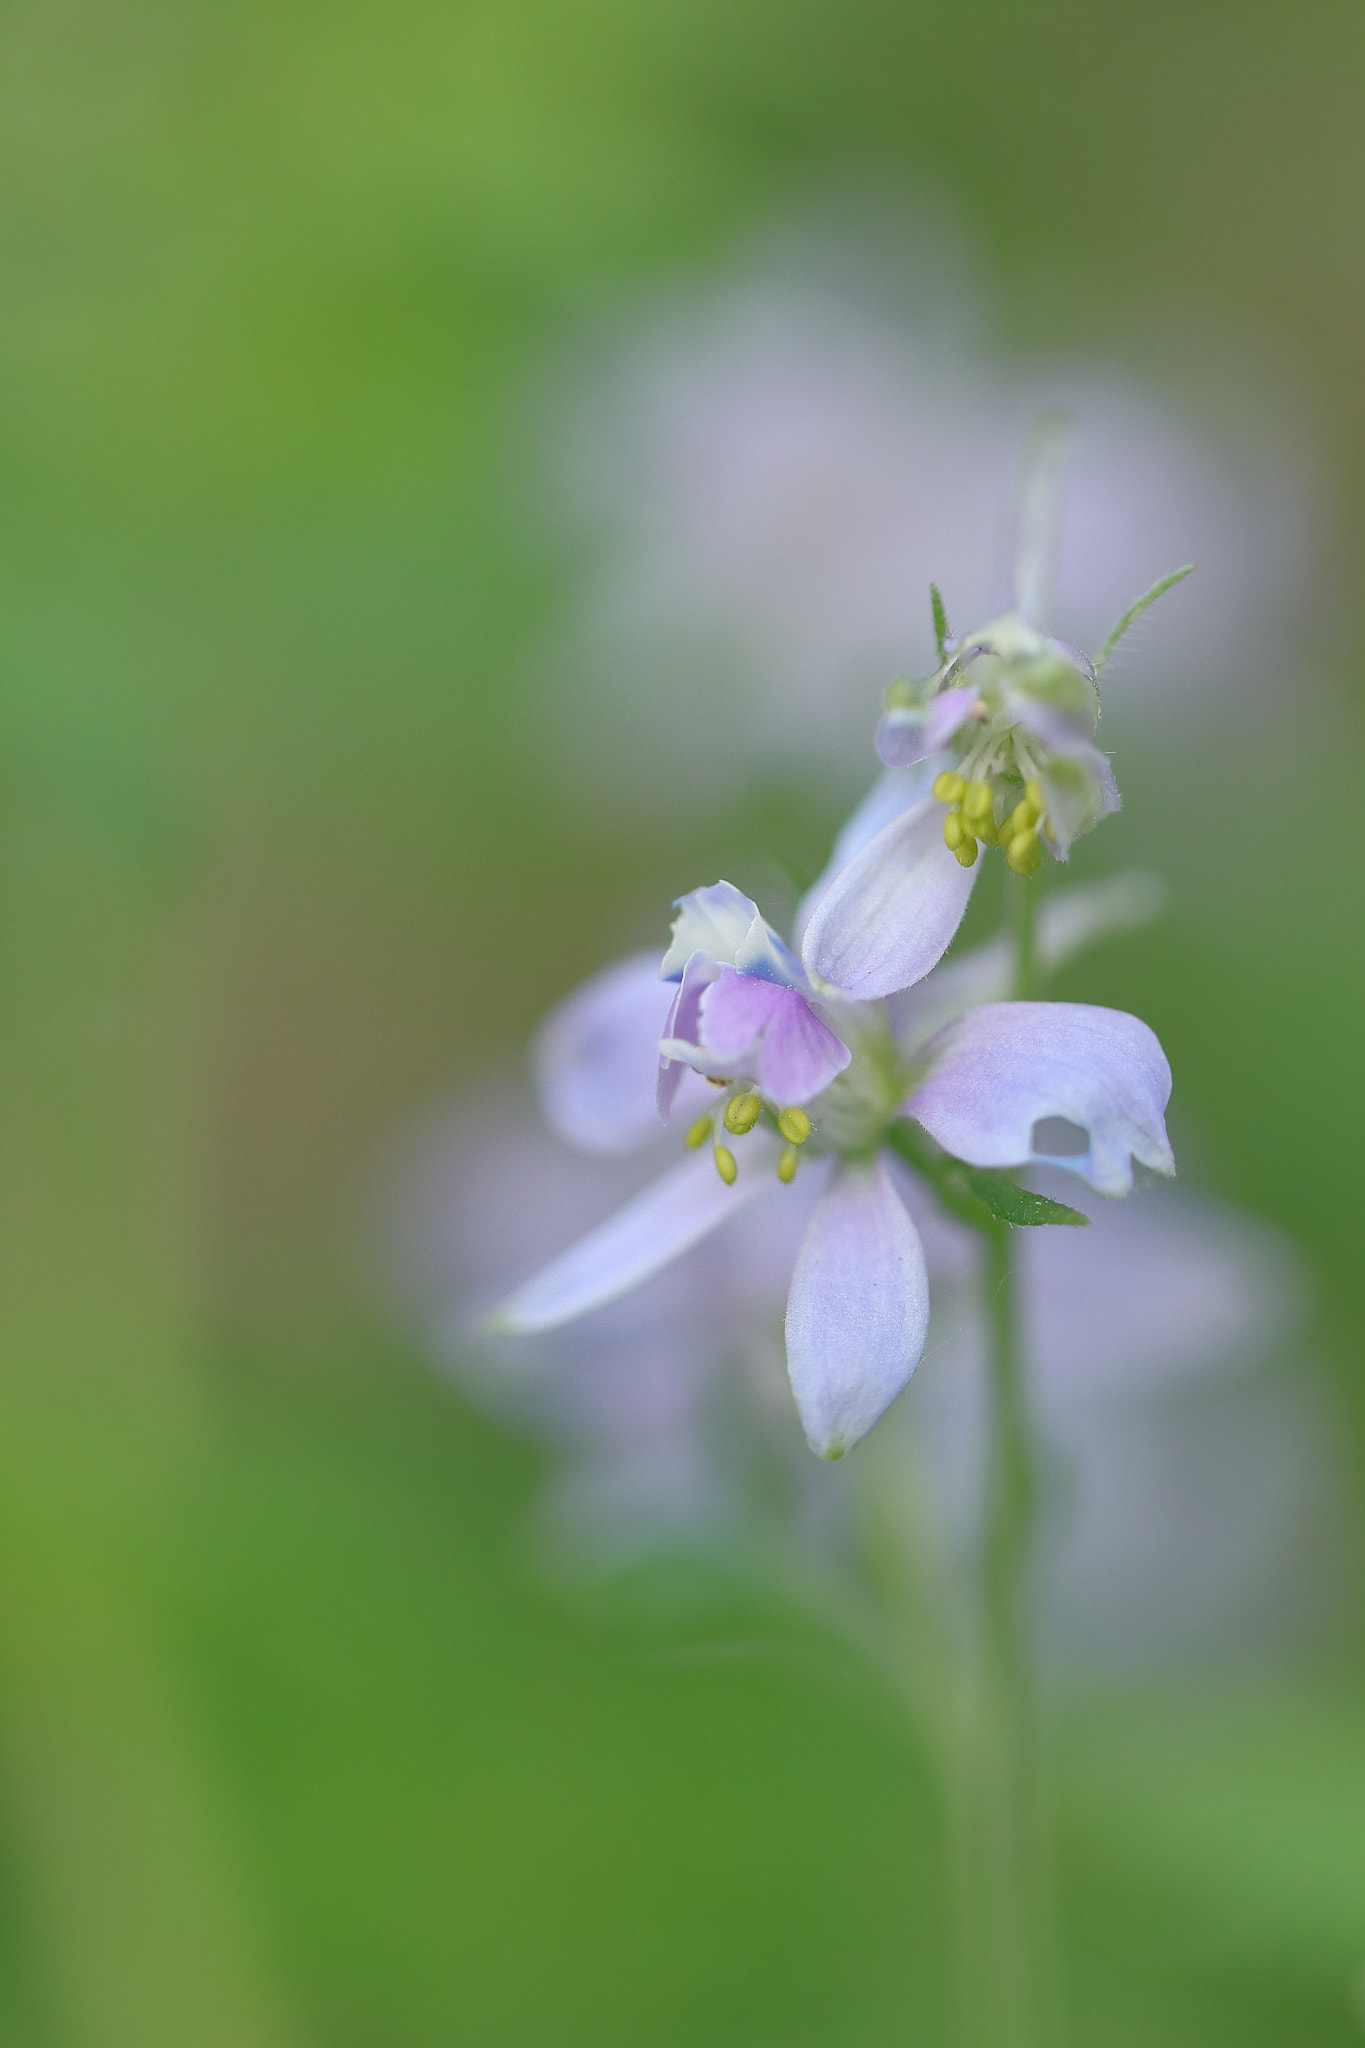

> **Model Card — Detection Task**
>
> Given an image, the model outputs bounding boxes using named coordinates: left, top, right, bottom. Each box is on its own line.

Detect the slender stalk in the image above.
left=948, top=1220, right=1058, bottom=2048
left=1013, top=872, right=1038, bottom=1004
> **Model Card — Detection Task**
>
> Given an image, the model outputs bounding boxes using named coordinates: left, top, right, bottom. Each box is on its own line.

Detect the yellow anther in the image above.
left=962, top=779, right=993, bottom=821
left=723, top=1092, right=761, bottom=1135
left=932, top=770, right=967, bottom=803
left=1006, top=829, right=1041, bottom=877
left=974, top=814, right=998, bottom=847
left=714, top=1145, right=738, bottom=1185
left=1007, top=798, right=1036, bottom=835
left=777, top=1106, right=812, bottom=1145
left=1025, top=778, right=1044, bottom=811
left=777, top=1145, right=799, bottom=1184
left=953, top=835, right=979, bottom=869
left=943, top=809, right=966, bottom=851
left=685, top=1112, right=712, bottom=1149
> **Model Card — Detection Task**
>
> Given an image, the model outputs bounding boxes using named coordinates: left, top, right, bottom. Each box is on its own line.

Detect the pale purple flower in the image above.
left=485, top=880, right=1174, bottom=1460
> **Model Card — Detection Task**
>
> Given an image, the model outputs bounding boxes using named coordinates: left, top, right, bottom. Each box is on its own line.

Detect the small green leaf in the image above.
left=959, top=1167, right=1089, bottom=1228
left=884, top=1120, right=1089, bottom=1229
left=1094, top=563, right=1195, bottom=674
left=930, top=582, right=950, bottom=665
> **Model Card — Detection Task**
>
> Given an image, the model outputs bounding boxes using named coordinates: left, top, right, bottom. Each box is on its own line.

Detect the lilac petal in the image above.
left=876, top=686, right=980, bottom=768
left=700, top=970, right=851, bottom=1105
left=795, top=763, right=938, bottom=944
left=785, top=1156, right=930, bottom=1458
left=537, top=952, right=689, bottom=1155
left=801, top=798, right=979, bottom=1000
left=488, top=1138, right=779, bottom=1333
left=660, top=881, right=760, bottom=981
left=907, top=1001, right=1174, bottom=1197
left=657, top=949, right=720, bottom=1118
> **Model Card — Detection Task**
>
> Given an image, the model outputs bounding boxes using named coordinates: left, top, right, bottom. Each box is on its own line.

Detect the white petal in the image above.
left=536, top=952, right=705, bottom=1154
left=801, top=797, right=978, bottom=999
left=907, top=1001, right=1175, bottom=1196
left=785, top=1156, right=930, bottom=1459
left=660, top=881, right=760, bottom=979
left=488, top=1137, right=780, bottom=1332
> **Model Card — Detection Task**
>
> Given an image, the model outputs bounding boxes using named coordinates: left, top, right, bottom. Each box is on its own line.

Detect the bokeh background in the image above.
left=5, top=2, right=1365, bottom=2042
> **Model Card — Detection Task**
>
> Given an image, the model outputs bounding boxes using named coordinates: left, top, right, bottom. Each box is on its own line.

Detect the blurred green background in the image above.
left=3, top=1, right=1365, bottom=2042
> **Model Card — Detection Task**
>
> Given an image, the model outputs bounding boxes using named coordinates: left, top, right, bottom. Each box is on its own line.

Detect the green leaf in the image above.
left=1094, top=563, right=1195, bottom=673
left=958, top=1167, right=1089, bottom=1228
left=884, top=1120, right=1089, bottom=1229
left=930, top=582, right=950, bottom=665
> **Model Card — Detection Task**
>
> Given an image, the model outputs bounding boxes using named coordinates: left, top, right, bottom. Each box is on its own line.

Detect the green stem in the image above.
left=1013, top=872, right=1038, bottom=1003
left=950, top=1221, right=1059, bottom=2048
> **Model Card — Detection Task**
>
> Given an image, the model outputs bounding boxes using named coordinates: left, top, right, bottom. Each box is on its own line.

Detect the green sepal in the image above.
left=930, top=582, right=950, bottom=665
left=885, top=1120, right=1089, bottom=1230
left=1094, top=563, right=1195, bottom=674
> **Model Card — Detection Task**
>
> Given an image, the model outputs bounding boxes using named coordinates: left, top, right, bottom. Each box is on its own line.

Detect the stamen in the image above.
left=685, top=1112, right=713, bottom=1149
left=943, top=809, right=968, bottom=851
left=953, top=835, right=979, bottom=869
left=777, top=1106, right=812, bottom=1145
left=962, top=779, right=992, bottom=822
left=713, top=1145, right=738, bottom=1186
left=777, top=1145, right=799, bottom=1184
left=723, top=1092, right=762, bottom=1135
left=1006, top=829, right=1041, bottom=876
left=932, top=769, right=967, bottom=803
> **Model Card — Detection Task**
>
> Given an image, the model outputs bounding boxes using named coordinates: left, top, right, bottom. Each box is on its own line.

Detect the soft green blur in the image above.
left=3, top=2, right=1365, bottom=2042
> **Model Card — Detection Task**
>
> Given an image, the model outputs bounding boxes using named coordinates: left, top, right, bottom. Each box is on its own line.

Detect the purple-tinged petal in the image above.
left=657, top=950, right=721, bottom=1118
left=536, top=952, right=702, bottom=1155
left=660, top=881, right=760, bottom=981
left=487, top=1138, right=780, bottom=1333
left=876, top=686, right=980, bottom=768
left=733, top=914, right=807, bottom=990
left=795, top=763, right=938, bottom=944
left=785, top=1156, right=929, bottom=1458
left=801, top=798, right=979, bottom=1000
left=699, top=970, right=851, bottom=1105
left=907, top=1001, right=1174, bottom=1197
left=1034, top=746, right=1121, bottom=858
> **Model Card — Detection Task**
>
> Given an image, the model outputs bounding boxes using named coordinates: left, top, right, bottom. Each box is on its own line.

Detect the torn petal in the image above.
left=907, top=1001, right=1174, bottom=1196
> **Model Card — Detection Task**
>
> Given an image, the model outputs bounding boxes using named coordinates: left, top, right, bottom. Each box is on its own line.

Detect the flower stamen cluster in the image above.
left=935, top=769, right=1046, bottom=875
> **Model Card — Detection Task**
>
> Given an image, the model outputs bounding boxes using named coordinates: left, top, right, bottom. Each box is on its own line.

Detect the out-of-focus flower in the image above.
left=534, top=214, right=1319, bottom=811
left=482, top=883, right=1174, bottom=1460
